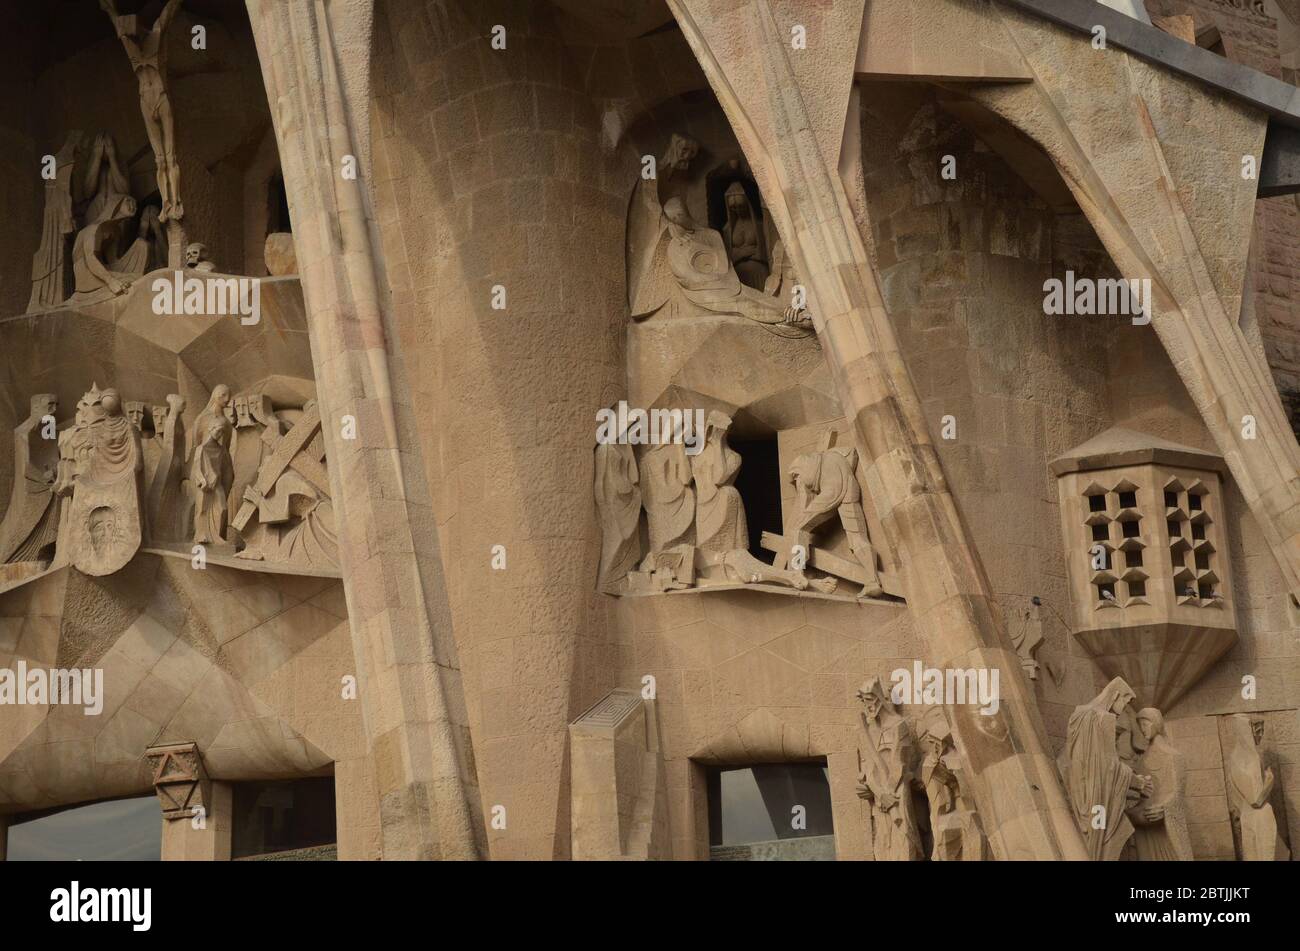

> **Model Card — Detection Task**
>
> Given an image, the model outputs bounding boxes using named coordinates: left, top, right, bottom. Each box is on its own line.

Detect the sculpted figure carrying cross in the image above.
left=99, top=0, right=185, bottom=225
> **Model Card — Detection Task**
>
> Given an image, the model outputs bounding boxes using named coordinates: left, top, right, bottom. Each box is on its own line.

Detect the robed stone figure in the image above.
left=855, top=677, right=923, bottom=861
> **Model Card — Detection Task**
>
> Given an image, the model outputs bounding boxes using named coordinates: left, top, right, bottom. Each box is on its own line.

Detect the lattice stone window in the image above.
left=1051, top=428, right=1238, bottom=708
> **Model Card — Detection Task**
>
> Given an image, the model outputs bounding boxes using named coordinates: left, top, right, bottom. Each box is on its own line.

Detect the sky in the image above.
left=6, top=796, right=161, bottom=861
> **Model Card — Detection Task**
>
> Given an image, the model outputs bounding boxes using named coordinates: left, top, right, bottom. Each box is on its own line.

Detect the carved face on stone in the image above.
left=151, top=405, right=168, bottom=433
left=125, top=401, right=145, bottom=431
left=856, top=679, right=888, bottom=721
left=662, top=198, right=695, bottom=234
left=725, top=182, right=750, bottom=217
left=664, top=134, right=698, bottom=173
left=89, top=506, right=117, bottom=554
left=185, top=243, right=208, bottom=267
left=1136, top=707, right=1163, bottom=743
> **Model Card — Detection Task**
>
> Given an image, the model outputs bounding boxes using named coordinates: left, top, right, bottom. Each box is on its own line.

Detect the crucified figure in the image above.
left=100, top=0, right=184, bottom=223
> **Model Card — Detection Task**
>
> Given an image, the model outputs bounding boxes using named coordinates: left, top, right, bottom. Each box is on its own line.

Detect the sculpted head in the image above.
left=1136, top=707, right=1164, bottom=743
left=124, top=400, right=146, bottom=430
left=788, top=452, right=821, bottom=493
left=99, top=388, right=122, bottom=417
left=31, top=394, right=56, bottom=418
left=185, top=243, right=209, bottom=268
left=855, top=677, right=891, bottom=721
left=664, top=134, right=698, bottom=173
left=725, top=181, right=751, bottom=216
left=663, top=197, right=695, bottom=233
left=209, top=384, right=231, bottom=411
left=151, top=404, right=168, bottom=432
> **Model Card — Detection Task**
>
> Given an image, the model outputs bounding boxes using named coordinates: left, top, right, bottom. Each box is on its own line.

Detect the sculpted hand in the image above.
left=855, top=782, right=874, bottom=802
left=878, top=791, right=897, bottom=811
left=1143, top=805, right=1164, bottom=822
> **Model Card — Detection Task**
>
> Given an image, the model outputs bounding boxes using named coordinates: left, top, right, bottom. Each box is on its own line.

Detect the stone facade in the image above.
left=0, top=0, right=1297, bottom=862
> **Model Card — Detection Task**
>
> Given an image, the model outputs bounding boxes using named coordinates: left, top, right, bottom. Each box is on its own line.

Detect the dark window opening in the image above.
left=267, top=172, right=291, bottom=234
left=1164, top=491, right=1178, bottom=508
left=1189, top=494, right=1203, bottom=512
left=1088, top=494, right=1107, bottom=512
left=1167, top=519, right=1181, bottom=539
left=1195, top=551, right=1210, bottom=571
left=1118, top=490, right=1137, bottom=509
left=732, top=436, right=782, bottom=562
left=232, top=776, right=336, bottom=859
left=1097, top=582, right=1115, bottom=601
left=706, top=762, right=834, bottom=859
left=1198, top=581, right=1215, bottom=599
left=1121, top=520, right=1140, bottom=539
left=1127, top=579, right=1146, bottom=599
left=1125, top=548, right=1143, bottom=569
left=1192, top=522, right=1206, bottom=541
left=1091, top=523, right=1109, bottom=542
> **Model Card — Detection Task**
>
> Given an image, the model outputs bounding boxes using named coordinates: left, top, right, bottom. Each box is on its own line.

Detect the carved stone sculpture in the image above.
left=1225, top=714, right=1290, bottom=861
left=58, top=384, right=144, bottom=576
left=766, top=436, right=884, bottom=598
left=27, top=132, right=83, bottom=312
left=690, top=411, right=747, bottom=554
left=146, top=394, right=186, bottom=542
left=916, top=707, right=986, bottom=861
left=1128, top=707, right=1193, bottom=860
left=855, top=677, right=923, bottom=861
left=101, top=0, right=184, bottom=224
left=185, top=242, right=216, bottom=272
left=232, top=401, right=338, bottom=568
left=0, top=395, right=61, bottom=565
left=1059, top=677, right=1151, bottom=860
left=639, top=441, right=694, bottom=557
left=626, top=131, right=811, bottom=338
left=658, top=198, right=812, bottom=336
left=722, top=181, right=767, bottom=290
left=190, top=385, right=233, bottom=546
left=594, top=439, right=642, bottom=594
left=114, top=204, right=166, bottom=275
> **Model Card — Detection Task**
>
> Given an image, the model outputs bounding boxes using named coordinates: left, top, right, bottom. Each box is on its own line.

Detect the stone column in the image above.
left=147, top=742, right=232, bottom=861
left=245, top=0, right=483, bottom=859
left=160, top=782, right=233, bottom=862
left=668, top=0, right=1086, bottom=859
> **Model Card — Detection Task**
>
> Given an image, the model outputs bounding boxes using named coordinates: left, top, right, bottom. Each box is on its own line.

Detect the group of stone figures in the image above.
left=27, top=0, right=208, bottom=312
left=0, top=383, right=337, bottom=580
left=854, top=673, right=1289, bottom=861
left=627, top=133, right=813, bottom=338
left=594, top=421, right=885, bottom=599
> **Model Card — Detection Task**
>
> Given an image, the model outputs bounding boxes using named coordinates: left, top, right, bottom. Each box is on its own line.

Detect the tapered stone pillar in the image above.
left=668, top=0, right=1087, bottom=859
left=245, top=0, right=483, bottom=859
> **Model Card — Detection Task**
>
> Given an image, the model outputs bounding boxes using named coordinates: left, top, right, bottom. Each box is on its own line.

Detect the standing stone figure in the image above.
left=0, top=394, right=61, bottom=564
left=639, top=441, right=695, bottom=557
left=147, top=395, right=186, bottom=541
left=190, top=386, right=233, bottom=545
left=786, top=444, right=884, bottom=598
left=855, top=677, right=923, bottom=861
left=60, top=384, right=144, bottom=576
left=916, top=707, right=986, bottom=861
left=594, top=439, right=642, bottom=594
left=115, top=204, right=166, bottom=275
left=27, top=132, right=83, bottom=312
left=1225, top=715, right=1289, bottom=861
left=101, top=0, right=185, bottom=223
left=1060, top=677, right=1151, bottom=860
left=690, top=411, right=747, bottom=554
left=1128, top=708, right=1193, bottom=861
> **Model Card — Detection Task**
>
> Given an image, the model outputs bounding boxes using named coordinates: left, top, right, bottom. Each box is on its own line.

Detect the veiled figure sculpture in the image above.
left=1059, top=677, right=1152, bottom=860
